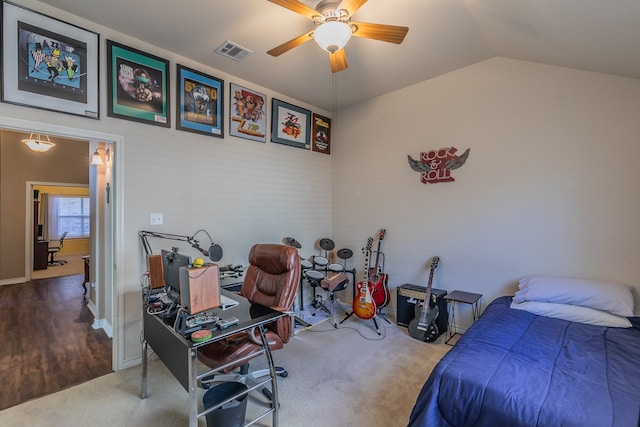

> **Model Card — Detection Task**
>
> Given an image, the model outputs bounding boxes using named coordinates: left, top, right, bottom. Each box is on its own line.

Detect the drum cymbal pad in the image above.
left=337, top=248, right=353, bottom=260
left=283, top=237, right=301, bottom=249
left=319, top=238, right=335, bottom=251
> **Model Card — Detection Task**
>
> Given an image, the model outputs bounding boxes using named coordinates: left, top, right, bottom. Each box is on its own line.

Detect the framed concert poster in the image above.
left=107, top=39, right=170, bottom=127
left=271, top=98, right=311, bottom=149
left=1, top=1, right=99, bottom=118
left=312, top=113, right=331, bottom=155
left=176, top=64, right=223, bottom=137
left=229, top=83, right=266, bottom=143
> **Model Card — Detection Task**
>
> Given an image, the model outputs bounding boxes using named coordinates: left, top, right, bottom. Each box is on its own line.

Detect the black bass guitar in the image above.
left=408, top=256, right=440, bottom=342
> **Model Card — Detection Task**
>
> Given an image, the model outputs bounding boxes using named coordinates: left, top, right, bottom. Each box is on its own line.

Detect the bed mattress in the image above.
left=408, top=296, right=640, bottom=427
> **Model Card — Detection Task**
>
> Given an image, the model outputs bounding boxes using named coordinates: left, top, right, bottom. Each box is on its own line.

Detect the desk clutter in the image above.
left=144, top=285, right=240, bottom=339
left=142, top=246, right=244, bottom=340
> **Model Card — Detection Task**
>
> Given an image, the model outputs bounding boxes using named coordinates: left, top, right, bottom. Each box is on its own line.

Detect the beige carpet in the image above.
left=31, top=254, right=86, bottom=280
left=0, top=308, right=450, bottom=427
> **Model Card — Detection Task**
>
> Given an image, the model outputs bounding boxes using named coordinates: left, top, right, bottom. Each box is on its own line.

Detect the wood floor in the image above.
left=0, top=274, right=112, bottom=410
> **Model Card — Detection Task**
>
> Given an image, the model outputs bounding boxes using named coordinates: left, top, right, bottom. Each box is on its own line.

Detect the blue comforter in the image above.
left=408, top=296, right=640, bottom=427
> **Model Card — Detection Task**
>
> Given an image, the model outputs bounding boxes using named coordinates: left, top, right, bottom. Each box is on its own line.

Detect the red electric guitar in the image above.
left=352, top=237, right=377, bottom=320
left=369, top=229, right=390, bottom=308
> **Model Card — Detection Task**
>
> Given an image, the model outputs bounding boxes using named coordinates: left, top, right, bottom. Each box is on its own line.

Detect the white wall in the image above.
left=333, top=57, right=640, bottom=327
left=0, top=0, right=332, bottom=367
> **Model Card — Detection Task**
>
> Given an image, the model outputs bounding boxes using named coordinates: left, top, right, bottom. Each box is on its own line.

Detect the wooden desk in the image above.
left=141, top=290, right=286, bottom=427
left=34, top=240, right=49, bottom=270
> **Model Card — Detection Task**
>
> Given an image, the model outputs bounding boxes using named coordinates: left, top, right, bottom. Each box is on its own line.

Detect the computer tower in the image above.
left=396, top=283, right=447, bottom=336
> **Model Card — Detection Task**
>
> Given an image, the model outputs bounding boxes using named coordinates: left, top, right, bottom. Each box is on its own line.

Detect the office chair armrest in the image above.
left=245, top=327, right=277, bottom=347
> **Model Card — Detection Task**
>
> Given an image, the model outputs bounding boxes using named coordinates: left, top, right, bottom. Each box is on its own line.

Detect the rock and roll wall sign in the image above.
left=407, top=147, right=470, bottom=184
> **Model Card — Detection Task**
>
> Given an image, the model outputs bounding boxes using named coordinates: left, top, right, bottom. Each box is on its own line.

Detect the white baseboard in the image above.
left=0, top=277, right=27, bottom=286
left=87, top=299, right=113, bottom=338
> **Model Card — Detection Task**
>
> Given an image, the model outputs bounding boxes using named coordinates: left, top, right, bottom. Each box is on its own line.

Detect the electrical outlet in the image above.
left=149, top=213, right=163, bottom=225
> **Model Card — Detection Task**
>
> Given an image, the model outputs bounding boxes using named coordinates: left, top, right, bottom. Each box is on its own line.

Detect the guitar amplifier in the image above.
left=396, top=283, right=448, bottom=335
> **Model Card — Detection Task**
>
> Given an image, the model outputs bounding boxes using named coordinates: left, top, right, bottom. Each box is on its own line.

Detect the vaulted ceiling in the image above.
left=36, top=0, right=640, bottom=111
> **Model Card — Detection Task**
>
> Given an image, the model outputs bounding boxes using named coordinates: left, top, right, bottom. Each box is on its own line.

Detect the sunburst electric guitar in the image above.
left=352, top=237, right=377, bottom=320
left=408, top=256, right=440, bottom=342
left=369, top=229, right=391, bottom=308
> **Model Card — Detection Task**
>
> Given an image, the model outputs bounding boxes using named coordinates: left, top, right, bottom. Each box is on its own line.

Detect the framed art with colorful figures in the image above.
left=107, top=39, right=170, bottom=127
left=1, top=1, right=99, bottom=118
left=271, top=98, right=311, bottom=149
left=176, top=64, right=223, bottom=137
left=312, top=113, right=331, bottom=154
left=230, top=83, right=266, bottom=143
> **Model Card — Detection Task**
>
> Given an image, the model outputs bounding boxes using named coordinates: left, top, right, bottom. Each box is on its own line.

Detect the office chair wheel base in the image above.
left=279, top=370, right=288, bottom=378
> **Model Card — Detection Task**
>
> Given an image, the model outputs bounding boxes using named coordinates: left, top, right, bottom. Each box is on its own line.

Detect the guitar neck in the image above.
left=372, top=229, right=385, bottom=272
left=420, top=258, right=439, bottom=319
left=362, top=252, right=370, bottom=290
left=361, top=237, right=373, bottom=292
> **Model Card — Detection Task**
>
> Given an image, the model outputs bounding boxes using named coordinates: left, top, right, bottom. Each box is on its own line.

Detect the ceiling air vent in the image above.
left=214, top=40, right=253, bottom=62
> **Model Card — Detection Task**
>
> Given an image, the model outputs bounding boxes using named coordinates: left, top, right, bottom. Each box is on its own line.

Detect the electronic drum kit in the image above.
left=283, top=236, right=355, bottom=310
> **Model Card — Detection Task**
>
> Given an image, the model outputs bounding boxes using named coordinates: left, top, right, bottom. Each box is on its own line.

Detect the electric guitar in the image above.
left=352, top=237, right=377, bottom=320
left=369, top=229, right=391, bottom=308
left=408, top=256, right=440, bottom=342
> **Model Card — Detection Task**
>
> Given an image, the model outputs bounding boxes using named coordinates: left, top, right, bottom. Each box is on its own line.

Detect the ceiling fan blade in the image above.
left=329, top=49, right=348, bottom=73
left=351, top=22, right=409, bottom=44
left=338, top=0, right=368, bottom=16
left=267, top=0, right=318, bottom=20
left=267, top=30, right=314, bottom=57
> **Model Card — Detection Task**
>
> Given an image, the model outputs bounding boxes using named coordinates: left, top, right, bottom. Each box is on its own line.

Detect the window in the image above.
left=48, top=196, right=90, bottom=239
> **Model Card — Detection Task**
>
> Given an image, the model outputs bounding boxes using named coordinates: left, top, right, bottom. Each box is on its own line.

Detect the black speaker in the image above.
left=397, top=283, right=448, bottom=336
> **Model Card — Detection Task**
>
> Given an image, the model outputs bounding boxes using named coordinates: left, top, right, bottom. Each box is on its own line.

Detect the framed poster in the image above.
left=176, top=64, right=223, bottom=137
left=230, top=83, right=266, bottom=143
left=1, top=1, right=99, bottom=118
left=271, top=98, right=311, bottom=149
left=312, top=113, right=331, bottom=154
left=107, top=39, right=170, bottom=127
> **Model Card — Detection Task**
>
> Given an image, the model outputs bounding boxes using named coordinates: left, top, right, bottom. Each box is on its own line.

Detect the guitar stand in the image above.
left=339, top=311, right=382, bottom=335
left=377, top=310, right=392, bottom=324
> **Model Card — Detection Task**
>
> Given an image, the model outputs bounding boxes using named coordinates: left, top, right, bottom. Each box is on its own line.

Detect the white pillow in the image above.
left=510, top=300, right=632, bottom=328
left=514, top=275, right=634, bottom=317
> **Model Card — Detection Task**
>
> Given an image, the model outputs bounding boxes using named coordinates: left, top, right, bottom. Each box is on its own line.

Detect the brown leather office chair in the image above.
left=48, top=231, right=68, bottom=265
left=198, top=243, right=300, bottom=397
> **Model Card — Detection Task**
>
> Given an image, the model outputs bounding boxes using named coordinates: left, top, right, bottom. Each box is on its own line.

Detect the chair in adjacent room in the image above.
left=48, top=231, right=68, bottom=265
left=198, top=243, right=301, bottom=399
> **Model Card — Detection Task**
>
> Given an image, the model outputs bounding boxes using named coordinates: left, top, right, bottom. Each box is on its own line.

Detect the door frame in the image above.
left=1, top=116, right=125, bottom=371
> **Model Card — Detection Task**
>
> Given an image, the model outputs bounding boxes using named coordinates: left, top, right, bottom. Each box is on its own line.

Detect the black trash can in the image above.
left=203, top=382, right=248, bottom=427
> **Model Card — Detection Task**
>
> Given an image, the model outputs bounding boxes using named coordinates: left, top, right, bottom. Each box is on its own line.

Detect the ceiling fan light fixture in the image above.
left=314, top=21, right=352, bottom=53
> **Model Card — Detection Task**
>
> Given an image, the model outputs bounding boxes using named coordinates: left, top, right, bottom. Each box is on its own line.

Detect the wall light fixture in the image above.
left=90, top=147, right=110, bottom=165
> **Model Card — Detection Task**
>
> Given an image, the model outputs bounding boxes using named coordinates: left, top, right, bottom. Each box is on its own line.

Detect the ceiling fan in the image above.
left=267, top=0, right=409, bottom=73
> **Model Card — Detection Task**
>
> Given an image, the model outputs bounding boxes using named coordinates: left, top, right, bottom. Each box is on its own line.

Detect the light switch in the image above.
left=150, top=213, right=163, bottom=225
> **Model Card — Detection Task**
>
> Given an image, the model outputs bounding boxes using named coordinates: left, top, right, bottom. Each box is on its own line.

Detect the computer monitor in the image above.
left=161, top=248, right=192, bottom=303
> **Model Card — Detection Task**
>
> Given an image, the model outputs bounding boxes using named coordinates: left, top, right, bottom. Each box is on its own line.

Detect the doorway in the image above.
left=0, top=116, right=124, bottom=372
left=30, top=183, right=90, bottom=281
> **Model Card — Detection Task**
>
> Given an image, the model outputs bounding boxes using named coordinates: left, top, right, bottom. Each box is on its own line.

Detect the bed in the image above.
left=408, top=276, right=640, bottom=427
